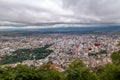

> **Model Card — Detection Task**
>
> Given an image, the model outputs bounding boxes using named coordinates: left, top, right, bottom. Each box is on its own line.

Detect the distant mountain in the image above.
left=29, top=25, right=120, bottom=32
left=0, top=25, right=120, bottom=31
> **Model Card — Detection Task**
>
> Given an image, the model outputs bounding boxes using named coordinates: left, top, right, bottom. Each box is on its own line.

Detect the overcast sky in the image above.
left=0, top=0, right=120, bottom=27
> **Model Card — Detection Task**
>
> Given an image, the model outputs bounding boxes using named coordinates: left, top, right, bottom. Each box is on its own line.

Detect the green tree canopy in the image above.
left=95, top=63, right=120, bottom=80
left=65, top=58, right=98, bottom=80
left=111, top=50, right=120, bottom=65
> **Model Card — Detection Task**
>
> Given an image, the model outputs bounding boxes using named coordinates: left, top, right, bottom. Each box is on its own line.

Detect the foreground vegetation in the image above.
left=0, top=59, right=98, bottom=80
left=0, top=50, right=120, bottom=80
left=0, top=44, right=53, bottom=64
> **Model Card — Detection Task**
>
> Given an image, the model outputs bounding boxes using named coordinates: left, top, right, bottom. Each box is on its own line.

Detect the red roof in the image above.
left=94, top=42, right=100, bottom=47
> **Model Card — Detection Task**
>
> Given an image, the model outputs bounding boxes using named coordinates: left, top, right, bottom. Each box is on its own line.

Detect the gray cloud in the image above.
left=0, top=0, right=120, bottom=27
left=63, top=0, right=120, bottom=22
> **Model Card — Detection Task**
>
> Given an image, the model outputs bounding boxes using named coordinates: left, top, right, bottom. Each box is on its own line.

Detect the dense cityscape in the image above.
left=0, top=31, right=119, bottom=69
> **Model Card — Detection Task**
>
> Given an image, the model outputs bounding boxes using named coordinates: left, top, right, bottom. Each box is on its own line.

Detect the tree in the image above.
left=36, top=64, right=65, bottom=80
left=95, top=63, right=120, bottom=80
left=0, top=66, right=15, bottom=80
left=66, top=58, right=85, bottom=69
left=65, top=58, right=99, bottom=80
left=111, top=50, right=120, bottom=65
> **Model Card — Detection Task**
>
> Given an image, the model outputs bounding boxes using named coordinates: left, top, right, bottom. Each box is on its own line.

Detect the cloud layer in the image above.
left=0, top=0, right=120, bottom=27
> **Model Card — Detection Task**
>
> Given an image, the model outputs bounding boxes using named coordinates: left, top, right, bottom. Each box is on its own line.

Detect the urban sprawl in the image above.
left=0, top=33, right=120, bottom=71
